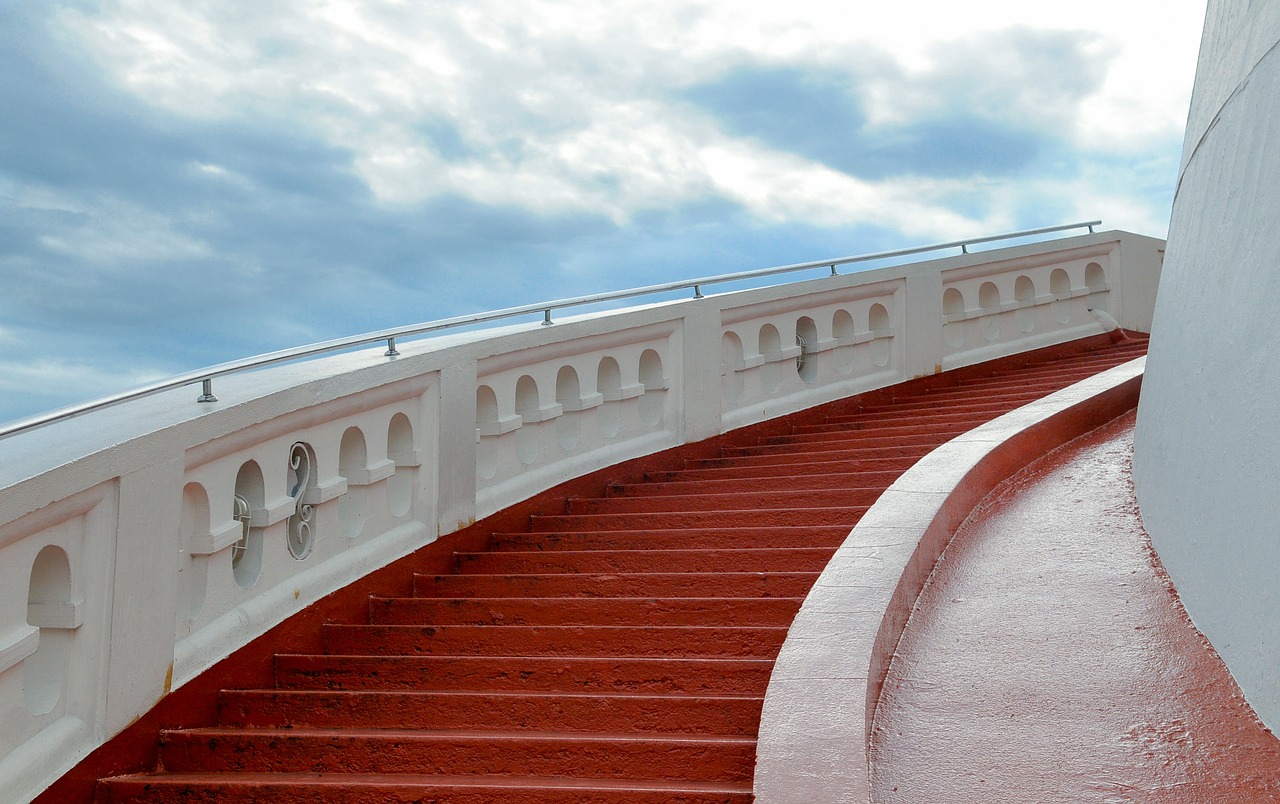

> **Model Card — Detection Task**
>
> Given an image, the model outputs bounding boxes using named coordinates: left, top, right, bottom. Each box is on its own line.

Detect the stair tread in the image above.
left=166, top=726, right=758, bottom=744
left=101, top=771, right=754, bottom=792
left=226, top=688, right=765, bottom=700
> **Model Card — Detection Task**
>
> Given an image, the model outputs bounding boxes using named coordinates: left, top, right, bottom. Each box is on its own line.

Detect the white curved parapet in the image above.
left=0, top=230, right=1161, bottom=802
left=754, top=356, right=1145, bottom=803
left=1134, top=1, right=1280, bottom=732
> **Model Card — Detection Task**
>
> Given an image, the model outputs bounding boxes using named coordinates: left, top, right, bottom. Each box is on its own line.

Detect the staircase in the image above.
left=96, top=336, right=1148, bottom=803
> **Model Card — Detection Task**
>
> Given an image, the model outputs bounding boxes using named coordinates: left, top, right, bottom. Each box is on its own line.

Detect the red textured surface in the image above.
left=40, top=334, right=1148, bottom=803
left=870, top=411, right=1280, bottom=802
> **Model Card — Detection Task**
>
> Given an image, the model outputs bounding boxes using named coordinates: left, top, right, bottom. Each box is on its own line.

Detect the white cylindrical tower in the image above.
left=1134, top=2, right=1280, bottom=730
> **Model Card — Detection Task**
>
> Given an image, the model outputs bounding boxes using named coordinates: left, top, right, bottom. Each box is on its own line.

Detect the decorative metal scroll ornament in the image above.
left=286, top=442, right=315, bottom=559
left=231, top=493, right=251, bottom=568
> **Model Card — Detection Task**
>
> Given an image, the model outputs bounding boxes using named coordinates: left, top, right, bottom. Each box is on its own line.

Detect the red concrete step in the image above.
left=651, top=456, right=918, bottom=481
left=322, top=623, right=789, bottom=658
left=217, top=689, right=765, bottom=735
left=755, top=418, right=988, bottom=445
left=790, top=409, right=1003, bottom=433
left=909, top=369, right=1105, bottom=397
left=1005, top=353, right=1138, bottom=373
left=683, top=446, right=934, bottom=470
left=951, top=365, right=1119, bottom=390
left=849, top=393, right=1047, bottom=418
left=608, top=471, right=903, bottom=497
left=98, top=772, right=754, bottom=804
left=452, top=546, right=835, bottom=575
left=876, top=385, right=1060, bottom=408
left=563, top=487, right=884, bottom=514
left=528, top=507, right=868, bottom=531
left=368, top=596, right=805, bottom=627
left=412, top=571, right=820, bottom=598
left=157, top=727, right=756, bottom=782
left=722, top=431, right=946, bottom=455
left=489, top=525, right=850, bottom=551
left=274, top=654, right=775, bottom=695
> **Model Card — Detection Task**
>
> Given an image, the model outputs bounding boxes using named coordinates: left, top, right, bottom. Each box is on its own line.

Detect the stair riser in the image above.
left=834, top=395, right=1038, bottom=416
left=651, top=460, right=916, bottom=482
left=788, top=411, right=1001, bottom=433
left=490, top=527, right=849, bottom=551
left=951, top=367, right=1115, bottom=390
left=564, top=488, right=881, bottom=513
left=848, top=394, right=1046, bottom=417
left=98, top=779, right=753, bottom=804
left=760, top=417, right=989, bottom=443
left=370, top=596, right=804, bottom=627
left=413, top=572, right=820, bottom=598
left=688, top=446, right=933, bottom=469
left=218, top=691, right=765, bottom=734
left=453, top=548, right=833, bottom=575
left=322, top=624, right=788, bottom=658
left=883, top=371, right=1100, bottom=404
left=966, top=356, right=1133, bottom=378
left=728, top=431, right=954, bottom=454
left=458, top=550, right=829, bottom=573
left=274, top=654, right=775, bottom=695
left=158, top=731, right=755, bottom=782
left=614, top=472, right=904, bottom=496
left=529, top=508, right=866, bottom=531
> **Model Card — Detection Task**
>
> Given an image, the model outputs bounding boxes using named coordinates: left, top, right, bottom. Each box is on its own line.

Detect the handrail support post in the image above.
left=694, top=285, right=703, bottom=299
left=197, top=379, right=217, bottom=403
left=385, top=337, right=399, bottom=357
left=542, top=309, right=553, bottom=326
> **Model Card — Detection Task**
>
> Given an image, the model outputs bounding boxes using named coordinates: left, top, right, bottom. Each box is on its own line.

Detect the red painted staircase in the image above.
left=95, top=336, right=1147, bottom=803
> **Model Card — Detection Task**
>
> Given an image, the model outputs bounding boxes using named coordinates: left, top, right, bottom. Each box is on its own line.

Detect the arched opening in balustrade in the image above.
left=1014, top=275, right=1037, bottom=334
left=1085, top=262, right=1109, bottom=313
left=1050, top=268, right=1072, bottom=324
left=759, top=324, right=783, bottom=395
left=597, top=357, right=623, bottom=439
left=832, top=310, right=856, bottom=376
left=25, top=544, right=72, bottom=715
left=475, top=385, right=500, bottom=480
left=177, top=482, right=210, bottom=622
left=338, top=427, right=368, bottom=539
left=868, top=303, right=892, bottom=367
left=638, top=349, right=665, bottom=426
left=943, top=288, right=966, bottom=348
left=514, top=375, right=542, bottom=465
left=232, top=461, right=265, bottom=589
left=555, top=366, right=581, bottom=451
left=721, top=332, right=745, bottom=403
left=979, top=281, right=1002, bottom=342
left=795, top=317, right=818, bottom=384
left=386, top=413, right=416, bottom=518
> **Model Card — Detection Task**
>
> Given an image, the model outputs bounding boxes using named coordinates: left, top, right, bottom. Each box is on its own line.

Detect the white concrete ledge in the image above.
left=753, top=356, right=1145, bottom=803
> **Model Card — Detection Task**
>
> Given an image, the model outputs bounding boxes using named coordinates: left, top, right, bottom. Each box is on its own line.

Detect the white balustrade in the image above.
left=0, top=229, right=1164, bottom=802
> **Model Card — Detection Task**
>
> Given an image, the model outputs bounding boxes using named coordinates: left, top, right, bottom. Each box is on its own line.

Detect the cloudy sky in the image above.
left=1, top=0, right=1206, bottom=425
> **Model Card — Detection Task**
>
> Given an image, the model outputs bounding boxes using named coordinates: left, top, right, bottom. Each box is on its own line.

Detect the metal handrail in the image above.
left=0, top=220, right=1100, bottom=440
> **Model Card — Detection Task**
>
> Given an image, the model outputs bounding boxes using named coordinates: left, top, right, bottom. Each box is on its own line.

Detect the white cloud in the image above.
left=52, top=0, right=1205, bottom=237
left=18, top=190, right=212, bottom=266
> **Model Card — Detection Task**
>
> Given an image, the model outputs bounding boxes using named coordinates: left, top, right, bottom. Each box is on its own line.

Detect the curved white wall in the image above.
left=1134, top=1, right=1280, bottom=730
